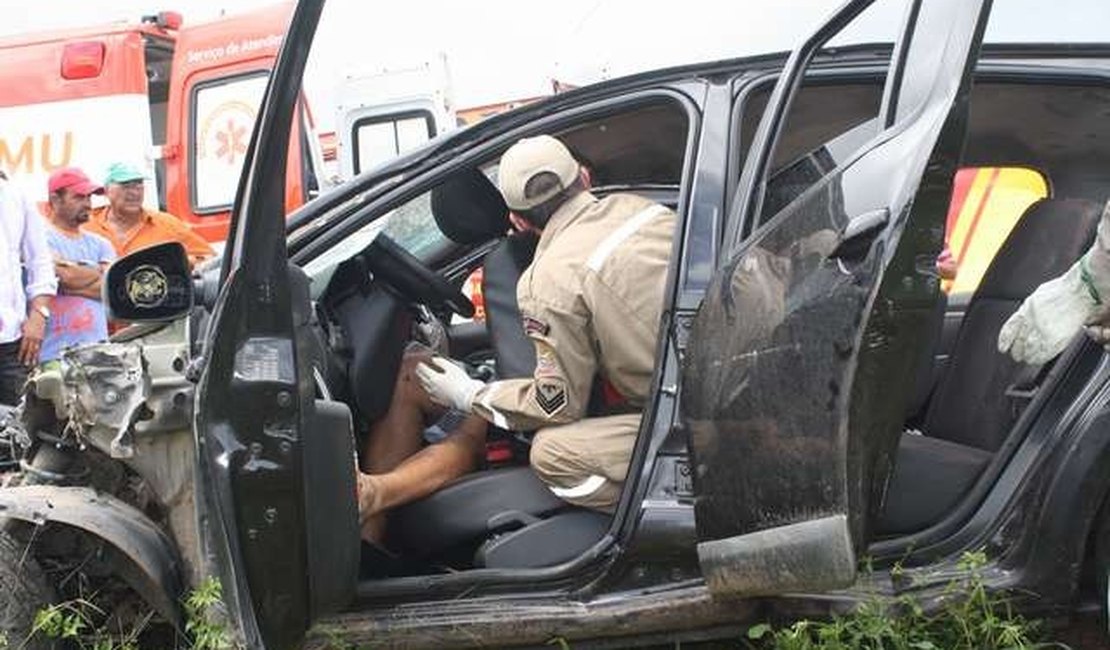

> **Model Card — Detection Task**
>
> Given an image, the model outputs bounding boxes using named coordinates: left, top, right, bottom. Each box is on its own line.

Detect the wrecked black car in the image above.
left=4, top=0, right=1110, bottom=647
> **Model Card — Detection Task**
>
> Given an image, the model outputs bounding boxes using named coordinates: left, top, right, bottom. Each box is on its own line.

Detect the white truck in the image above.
left=334, top=53, right=457, bottom=179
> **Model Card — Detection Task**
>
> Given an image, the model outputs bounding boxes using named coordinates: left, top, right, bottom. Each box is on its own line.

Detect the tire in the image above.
left=0, top=529, right=56, bottom=650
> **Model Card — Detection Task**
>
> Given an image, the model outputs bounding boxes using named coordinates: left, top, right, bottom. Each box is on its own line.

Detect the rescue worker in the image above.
left=357, top=135, right=675, bottom=542
left=999, top=201, right=1110, bottom=363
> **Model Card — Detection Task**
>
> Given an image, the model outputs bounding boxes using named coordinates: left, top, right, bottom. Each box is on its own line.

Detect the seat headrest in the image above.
left=431, top=168, right=510, bottom=244
left=974, top=198, right=1103, bottom=301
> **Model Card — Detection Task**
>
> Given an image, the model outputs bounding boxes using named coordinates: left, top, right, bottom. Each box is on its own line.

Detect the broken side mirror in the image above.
left=104, top=242, right=194, bottom=322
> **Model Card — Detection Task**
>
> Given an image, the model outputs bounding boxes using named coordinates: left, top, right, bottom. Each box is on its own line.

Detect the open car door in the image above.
left=683, top=0, right=993, bottom=596
left=193, top=0, right=359, bottom=648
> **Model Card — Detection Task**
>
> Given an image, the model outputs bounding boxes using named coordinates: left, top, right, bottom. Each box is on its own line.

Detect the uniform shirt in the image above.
left=41, top=228, right=115, bottom=362
left=84, top=206, right=214, bottom=264
left=471, top=192, right=675, bottom=431
left=0, top=180, right=57, bottom=344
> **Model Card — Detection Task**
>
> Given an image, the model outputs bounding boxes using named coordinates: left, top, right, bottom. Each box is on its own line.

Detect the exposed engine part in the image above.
left=19, top=437, right=85, bottom=485
left=25, top=344, right=150, bottom=459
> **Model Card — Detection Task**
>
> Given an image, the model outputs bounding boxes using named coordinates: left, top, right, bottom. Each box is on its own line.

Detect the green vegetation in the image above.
left=744, top=551, right=1067, bottom=650
left=17, top=577, right=237, bottom=650
left=27, top=598, right=150, bottom=650
left=182, top=578, right=234, bottom=650
left=11, top=551, right=1077, bottom=649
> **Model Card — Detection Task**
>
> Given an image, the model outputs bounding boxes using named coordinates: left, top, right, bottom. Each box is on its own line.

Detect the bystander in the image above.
left=83, top=162, right=214, bottom=266
left=0, top=174, right=57, bottom=404
left=41, top=168, right=115, bottom=362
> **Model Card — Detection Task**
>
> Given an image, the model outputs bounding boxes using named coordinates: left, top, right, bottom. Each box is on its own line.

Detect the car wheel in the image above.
left=0, top=529, right=56, bottom=649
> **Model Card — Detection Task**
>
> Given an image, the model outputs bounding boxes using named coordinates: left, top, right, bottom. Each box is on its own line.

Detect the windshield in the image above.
left=300, top=190, right=454, bottom=295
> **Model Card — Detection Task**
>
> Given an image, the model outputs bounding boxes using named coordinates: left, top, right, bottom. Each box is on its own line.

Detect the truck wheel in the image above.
left=0, top=529, right=56, bottom=649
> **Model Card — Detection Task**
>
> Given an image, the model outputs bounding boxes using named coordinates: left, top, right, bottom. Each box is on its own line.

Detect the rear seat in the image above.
left=878, top=198, right=1102, bottom=535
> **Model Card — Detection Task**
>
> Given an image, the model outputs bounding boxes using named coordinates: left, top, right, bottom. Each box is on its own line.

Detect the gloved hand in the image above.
left=414, top=356, right=484, bottom=412
left=998, top=257, right=1103, bottom=364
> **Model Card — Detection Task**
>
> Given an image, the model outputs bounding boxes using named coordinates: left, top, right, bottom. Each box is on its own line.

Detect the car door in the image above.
left=683, top=0, right=993, bottom=596
left=193, top=1, right=358, bottom=649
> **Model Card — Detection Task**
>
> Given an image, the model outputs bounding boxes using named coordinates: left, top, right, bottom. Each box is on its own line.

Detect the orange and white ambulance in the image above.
left=0, top=2, right=321, bottom=244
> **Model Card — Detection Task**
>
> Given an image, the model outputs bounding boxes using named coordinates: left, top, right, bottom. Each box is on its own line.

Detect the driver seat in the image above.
left=387, top=168, right=610, bottom=567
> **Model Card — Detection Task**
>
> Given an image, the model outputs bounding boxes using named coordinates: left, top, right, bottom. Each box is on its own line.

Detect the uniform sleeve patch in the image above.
left=534, top=378, right=567, bottom=416
left=534, top=342, right=560, bottom=378
left=522, top=315, right=550, bottom=337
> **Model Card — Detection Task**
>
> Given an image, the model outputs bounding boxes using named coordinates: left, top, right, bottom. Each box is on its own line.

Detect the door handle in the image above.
left=829, top=208, right=890, bottom=260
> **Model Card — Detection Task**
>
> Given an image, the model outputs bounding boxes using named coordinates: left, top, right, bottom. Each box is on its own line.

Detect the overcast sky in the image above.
left=2, top=0, right=1107, bottom=129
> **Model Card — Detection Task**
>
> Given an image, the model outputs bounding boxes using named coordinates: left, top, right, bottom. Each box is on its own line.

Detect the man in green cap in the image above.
left=84, top=162, right=214, bottom=267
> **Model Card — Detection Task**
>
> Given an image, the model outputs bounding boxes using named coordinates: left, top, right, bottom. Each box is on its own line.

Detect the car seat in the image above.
left=878, top=198, right=1102, bottom=534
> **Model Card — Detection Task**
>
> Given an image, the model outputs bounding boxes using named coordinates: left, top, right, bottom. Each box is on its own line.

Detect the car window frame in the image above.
left=290, top=89, right=702, bottom=277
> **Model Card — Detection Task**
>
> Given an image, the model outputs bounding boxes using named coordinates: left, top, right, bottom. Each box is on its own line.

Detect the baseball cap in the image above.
left=497, top=135, right=579, bottom=211
left=103, top=162, right=148, bottom=185
left=47, top=167, right=103, bottom=196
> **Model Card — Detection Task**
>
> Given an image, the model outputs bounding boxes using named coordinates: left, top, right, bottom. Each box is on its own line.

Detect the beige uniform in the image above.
left=471, top=191, right=675, bottom=510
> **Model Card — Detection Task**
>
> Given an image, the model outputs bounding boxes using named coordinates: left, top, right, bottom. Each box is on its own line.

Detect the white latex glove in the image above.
left=414, top=356, right=484, bottom=412
left=998, top=259, right=1100, bottom=364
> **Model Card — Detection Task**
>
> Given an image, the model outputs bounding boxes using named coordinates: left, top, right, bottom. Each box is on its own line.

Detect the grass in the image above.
left=16, top=577, right=238, bottom=650
left=742, top=551, right=1069, bottom=650
left=12, top=551, right=1079, bottom=649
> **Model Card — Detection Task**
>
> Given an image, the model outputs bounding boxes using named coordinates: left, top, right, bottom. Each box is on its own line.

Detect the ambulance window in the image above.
left=190, top=71, right=269, bottom=214
left=943, top=166, right=1049, bottom=298
left=352, top=111, right=436, bottom=175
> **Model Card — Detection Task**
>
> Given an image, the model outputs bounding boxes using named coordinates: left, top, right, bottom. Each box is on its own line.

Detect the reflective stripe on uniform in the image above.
left=477, top=390, right=510, bottom=429
left=549, top=474, right=608, bottom=499
left=586, top=204, right=670, bottom=272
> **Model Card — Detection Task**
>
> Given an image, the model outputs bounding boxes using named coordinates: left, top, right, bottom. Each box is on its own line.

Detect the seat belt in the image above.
left=1003, top=361, right=1053, bottom=419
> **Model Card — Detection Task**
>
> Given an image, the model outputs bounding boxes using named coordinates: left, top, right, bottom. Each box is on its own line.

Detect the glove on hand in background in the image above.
left=999, top=205, right=1110, bottom=364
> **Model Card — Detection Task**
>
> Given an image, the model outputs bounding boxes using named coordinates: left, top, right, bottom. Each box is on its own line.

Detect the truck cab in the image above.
left=334, top=54, right=456, bottom=179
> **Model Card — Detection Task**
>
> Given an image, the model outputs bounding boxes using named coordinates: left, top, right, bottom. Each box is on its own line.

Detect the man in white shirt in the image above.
left=0, top=176, right=57, bottom=405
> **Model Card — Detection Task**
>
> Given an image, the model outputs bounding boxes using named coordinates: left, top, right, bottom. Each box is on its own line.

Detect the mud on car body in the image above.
left=7, top=0, right=1110, bottom=648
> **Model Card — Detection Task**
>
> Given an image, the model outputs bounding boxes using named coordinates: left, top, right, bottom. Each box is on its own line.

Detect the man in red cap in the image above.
left=41, top=167, right=116, bottom=362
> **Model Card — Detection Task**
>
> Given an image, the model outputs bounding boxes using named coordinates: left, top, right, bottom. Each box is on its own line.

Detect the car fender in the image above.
left=0, top=485, right=183, bottom=625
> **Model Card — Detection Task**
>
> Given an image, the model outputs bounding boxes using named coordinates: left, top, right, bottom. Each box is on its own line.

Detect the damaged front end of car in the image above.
left=0, top=319, right=204, bottom=630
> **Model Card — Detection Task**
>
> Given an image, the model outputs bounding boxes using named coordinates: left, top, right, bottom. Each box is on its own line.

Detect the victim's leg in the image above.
left=361, top=351, right=438, bottom=474
left=364, top=415, right=486, bottom=512
left=358, top=351, right=488, bottom=542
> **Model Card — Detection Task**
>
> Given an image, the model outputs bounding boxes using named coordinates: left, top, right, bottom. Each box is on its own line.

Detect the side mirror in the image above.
left=104, top=242, right=194, bottom=322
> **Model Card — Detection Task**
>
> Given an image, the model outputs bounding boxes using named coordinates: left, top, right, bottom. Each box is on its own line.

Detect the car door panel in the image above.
left=684, top=0, right=992, bottom=597
left=193, top=1, right=357, bottom=648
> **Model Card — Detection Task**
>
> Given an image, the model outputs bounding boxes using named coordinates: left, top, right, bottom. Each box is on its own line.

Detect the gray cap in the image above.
left=497, top=135, right=579, bottom=211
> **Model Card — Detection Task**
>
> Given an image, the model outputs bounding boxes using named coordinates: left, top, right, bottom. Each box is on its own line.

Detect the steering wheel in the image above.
left=355, top=234, right=475, bottom=318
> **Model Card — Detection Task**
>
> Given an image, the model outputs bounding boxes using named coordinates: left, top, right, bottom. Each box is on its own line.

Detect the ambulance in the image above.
left=0, top=2, right=323, bottom=244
